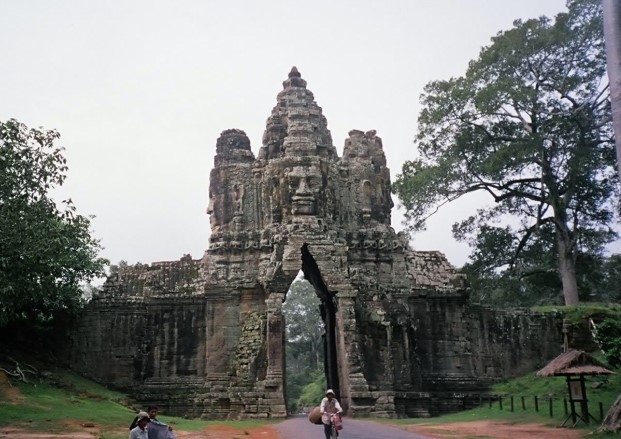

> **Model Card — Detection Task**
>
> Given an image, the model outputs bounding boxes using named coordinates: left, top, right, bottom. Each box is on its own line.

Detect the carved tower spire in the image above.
left=259, top=67, right=336, bottom=160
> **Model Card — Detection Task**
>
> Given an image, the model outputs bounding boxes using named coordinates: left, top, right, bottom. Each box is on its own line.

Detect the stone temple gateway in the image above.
left=70, top=68, right=563, bottom=419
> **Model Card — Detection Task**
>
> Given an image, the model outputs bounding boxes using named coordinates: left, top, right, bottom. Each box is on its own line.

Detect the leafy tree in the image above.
left=599, top=254, right=621, bottom=302
left=296, top=368, right=325, bottom=411
left=394, top=0, right=617, bottom=306
left=108, top=260, right=128, bottom=276
left=0, top=119, right=107, bottom=328
left=461, top=224, right=618, bottom=306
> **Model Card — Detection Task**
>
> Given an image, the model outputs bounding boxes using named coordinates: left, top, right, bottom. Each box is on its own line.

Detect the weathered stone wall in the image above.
left=338, top=247, right=562, bottom=417
left=70, top=68, right=565, bottom=419
left=69, top=258, right=282, bottom=419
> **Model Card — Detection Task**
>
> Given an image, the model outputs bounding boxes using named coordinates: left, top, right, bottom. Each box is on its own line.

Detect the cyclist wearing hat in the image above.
left=319, top=389, right=343, bottom=438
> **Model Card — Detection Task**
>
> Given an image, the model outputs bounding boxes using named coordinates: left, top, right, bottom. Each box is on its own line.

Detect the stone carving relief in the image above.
left=286, top=165, right=321, bottom=215
left=73, top=67, right=563, bottom=422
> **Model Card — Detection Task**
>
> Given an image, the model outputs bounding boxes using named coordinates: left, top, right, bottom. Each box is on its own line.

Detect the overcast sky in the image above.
left=2, top=0, right=577, bottom=268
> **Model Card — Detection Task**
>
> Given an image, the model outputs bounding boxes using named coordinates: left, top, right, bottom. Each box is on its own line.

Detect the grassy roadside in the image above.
left=0, top=367, right=274, bottom=438
left=385, top=369, right=621, bottom=438
left=2, top=359, right=619, bottom=438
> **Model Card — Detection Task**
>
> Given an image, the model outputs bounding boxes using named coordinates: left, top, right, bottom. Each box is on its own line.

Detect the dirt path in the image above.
left=0, top=425, right=282, bottom=439
left=400, top=420, right=584, bottom=439
left=0, top=419, right=587, bottom=439
left=175, top=424, right=280, bottom=439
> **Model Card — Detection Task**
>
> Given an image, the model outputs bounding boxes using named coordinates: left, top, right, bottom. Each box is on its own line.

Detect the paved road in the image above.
left=274, top=415, right=434, bottom=439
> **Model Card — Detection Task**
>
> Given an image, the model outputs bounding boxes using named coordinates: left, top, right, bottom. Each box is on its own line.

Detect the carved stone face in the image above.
left=207, top=174, right=236, bottom=229
left=285, top=164, right=322, bottom=216
left=207, top=192, right=214, bottom=215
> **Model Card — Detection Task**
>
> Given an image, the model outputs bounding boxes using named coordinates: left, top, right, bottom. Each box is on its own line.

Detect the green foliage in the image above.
left=283, top=279, right=324, bottom=412
left=531, top=303, right=621, bottom=324
left=464, top=253, right=621, bottom=307
left=594, top=318, right=621, bottom=369
left=394, top=0, right=617, bottom=306
left=597, top=255, right=621, bottom=302
left=296, top=368, right=325, bottom=410
left=0, top=119, right=107, bottom=328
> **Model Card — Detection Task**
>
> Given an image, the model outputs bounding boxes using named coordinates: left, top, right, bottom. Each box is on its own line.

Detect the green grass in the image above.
left=0, top=368, right=275, bottom=438
left=0, top=378, right=134, bottom=438
left=0, top=374, right=133, bottom=427
left=385, top=368, right=621, bottom=438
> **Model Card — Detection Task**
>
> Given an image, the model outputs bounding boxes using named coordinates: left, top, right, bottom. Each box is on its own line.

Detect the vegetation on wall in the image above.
left=594, top=318, right=621, bottom=369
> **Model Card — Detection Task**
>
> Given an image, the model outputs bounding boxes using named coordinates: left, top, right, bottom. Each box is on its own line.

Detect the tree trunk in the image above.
left=557, top=227, right=580, bottom=305
left=600, top=393, right=621, bottom=432
left=603, top=0, right=621, bottom=179
left=312, top=336, right=322, bottom=368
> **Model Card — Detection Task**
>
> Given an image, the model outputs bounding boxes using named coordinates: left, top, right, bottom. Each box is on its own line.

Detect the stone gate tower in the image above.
left=70, top=68, right=562, bottom=419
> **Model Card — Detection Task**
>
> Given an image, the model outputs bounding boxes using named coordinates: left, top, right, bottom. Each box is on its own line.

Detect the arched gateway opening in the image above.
left=281, top=244, right=341, bottom=414
left=299, top=243, right=340, bottom=399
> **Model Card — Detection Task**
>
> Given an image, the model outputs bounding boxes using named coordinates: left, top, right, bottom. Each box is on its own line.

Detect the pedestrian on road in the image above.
left=147, top=406, right=176, bottom=439
left=129, top=411, right=150, bottom=439
left=319, top=389, right=343, bottom=439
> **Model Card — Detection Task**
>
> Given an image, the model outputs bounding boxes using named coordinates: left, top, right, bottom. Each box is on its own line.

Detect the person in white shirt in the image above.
left=129, top=411, right=149, bottom=439
left=319, top=389, right=343, bottom=439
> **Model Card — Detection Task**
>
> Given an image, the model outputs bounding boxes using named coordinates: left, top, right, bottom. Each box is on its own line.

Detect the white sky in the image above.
left=1, top=0, right=577, bottom=268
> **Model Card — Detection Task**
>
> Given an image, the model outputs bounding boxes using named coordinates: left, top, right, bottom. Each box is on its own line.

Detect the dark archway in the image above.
left=300, top=243, right=341, bottom=399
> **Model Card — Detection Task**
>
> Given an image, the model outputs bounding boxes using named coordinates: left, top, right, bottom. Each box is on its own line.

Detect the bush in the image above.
left=594, top=317, right=621, bottom=369
left=296, top=368, right=325, bottom=410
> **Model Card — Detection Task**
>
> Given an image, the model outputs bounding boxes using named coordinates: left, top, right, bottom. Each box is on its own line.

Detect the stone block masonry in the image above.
left=69, top=68, right=563, bottom=419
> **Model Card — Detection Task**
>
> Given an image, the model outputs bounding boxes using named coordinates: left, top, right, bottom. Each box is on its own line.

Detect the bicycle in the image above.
left=329, top=413, right=342, bottom=438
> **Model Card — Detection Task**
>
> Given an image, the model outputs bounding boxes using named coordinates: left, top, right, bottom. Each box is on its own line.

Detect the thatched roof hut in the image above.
left=537, top=349, right=615, bottom=377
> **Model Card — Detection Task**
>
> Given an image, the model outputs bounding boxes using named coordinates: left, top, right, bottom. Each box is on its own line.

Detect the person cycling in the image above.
left=319, top=389, right=343, bottom=439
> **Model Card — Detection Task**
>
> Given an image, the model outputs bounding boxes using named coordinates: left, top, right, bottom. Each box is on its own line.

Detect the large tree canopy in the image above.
left=0, top=119, right=107, bottom=327
left=394, top=0, right=617, bottom=306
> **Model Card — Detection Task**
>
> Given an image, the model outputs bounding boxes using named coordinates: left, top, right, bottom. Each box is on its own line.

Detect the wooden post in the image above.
left=549, top=397, right=554, bottom=417
left=563, top=398, right=568, bottom=415
left=521, top=396, right=526, bottom=410
left=579, top=375, right=589, bottom=425
left=534, top=395, right=539, bottom=412
left=510, top=396, right=514, bottom=412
